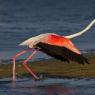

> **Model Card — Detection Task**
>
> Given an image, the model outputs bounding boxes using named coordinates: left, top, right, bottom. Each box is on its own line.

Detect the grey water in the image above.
left=0, top=78, right=95, bottom=95
left=0, top=0, right=95, bottom=59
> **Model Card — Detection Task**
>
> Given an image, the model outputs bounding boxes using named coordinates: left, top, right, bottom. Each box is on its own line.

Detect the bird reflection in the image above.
left=40, top=85, right=78, bottom=95
left=12, top=84, right=78, bottom=95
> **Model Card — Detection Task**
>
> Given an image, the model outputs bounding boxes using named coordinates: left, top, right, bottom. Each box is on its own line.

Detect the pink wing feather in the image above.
left=47, top=34, right=81, bottom=54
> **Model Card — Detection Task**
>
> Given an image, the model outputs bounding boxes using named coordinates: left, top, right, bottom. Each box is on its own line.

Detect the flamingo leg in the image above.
left=21, top=50, right=39, bottom=80
left=12, top=49, right=31, bottom=82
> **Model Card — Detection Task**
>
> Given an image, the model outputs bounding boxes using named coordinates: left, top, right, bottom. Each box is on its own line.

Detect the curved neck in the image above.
left=66, top=19, right=95, bottom=39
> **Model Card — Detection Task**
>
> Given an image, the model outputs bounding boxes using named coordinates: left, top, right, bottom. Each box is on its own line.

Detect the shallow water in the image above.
left=0, top=78, right=95, bottom=95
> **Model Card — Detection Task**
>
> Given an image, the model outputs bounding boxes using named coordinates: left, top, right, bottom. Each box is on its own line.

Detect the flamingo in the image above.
left=12, top=19, right=95, bottom=82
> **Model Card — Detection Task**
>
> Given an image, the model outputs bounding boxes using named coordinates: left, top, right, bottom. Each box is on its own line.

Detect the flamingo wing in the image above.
left=36, top=42, right=89, bottom=64
left=47, top=34, right=81, bottom=54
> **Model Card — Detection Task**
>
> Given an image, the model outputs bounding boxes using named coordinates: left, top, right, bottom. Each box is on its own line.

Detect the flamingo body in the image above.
left=20, top=33, right=89, bottom=64
left=20, top=33, right=80, bottom=54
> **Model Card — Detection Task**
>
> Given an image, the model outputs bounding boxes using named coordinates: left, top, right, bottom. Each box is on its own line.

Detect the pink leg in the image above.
left=12, top=49, right=30, bottom=82
left=22, top=50, right=39, bottom=80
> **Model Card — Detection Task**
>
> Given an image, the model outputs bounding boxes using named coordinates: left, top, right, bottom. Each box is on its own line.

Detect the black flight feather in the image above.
left=36, top=42, right=89, bottom=64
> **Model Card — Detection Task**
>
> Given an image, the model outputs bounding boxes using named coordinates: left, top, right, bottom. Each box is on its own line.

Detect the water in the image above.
left=0, top=0, right=95, bottom=59
left=0, top=78, right=95, bottom=95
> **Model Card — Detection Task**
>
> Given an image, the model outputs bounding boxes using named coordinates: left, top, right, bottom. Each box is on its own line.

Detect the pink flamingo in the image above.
left=12, top=19, right=95, bottom=82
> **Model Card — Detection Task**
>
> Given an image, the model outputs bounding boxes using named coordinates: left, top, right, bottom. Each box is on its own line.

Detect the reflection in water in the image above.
left=1, top=78, right=95, bottom=95
left=10, top=80, right=78, bottom=95
left=39, top=85, right=78, bottom=95
left=10, top=85, right=78, bottom=95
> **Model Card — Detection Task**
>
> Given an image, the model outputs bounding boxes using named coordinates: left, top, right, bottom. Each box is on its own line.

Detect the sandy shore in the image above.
left=0, top=53, right=95, bottom=79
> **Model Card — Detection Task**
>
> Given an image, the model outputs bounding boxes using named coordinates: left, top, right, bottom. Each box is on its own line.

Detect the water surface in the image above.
left=0, top=78, right=95, bottom=95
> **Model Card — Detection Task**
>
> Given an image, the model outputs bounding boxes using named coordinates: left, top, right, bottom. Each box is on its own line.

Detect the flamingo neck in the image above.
left=66, top=19, right=95, bottom=39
